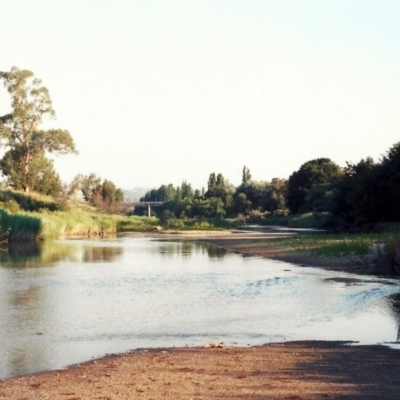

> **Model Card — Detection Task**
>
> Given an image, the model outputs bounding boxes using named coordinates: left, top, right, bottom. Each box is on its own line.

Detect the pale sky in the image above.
left=1, top=0, right=399, bottom=191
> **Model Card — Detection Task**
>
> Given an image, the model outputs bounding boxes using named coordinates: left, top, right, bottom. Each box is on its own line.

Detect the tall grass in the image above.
left=0, top=207, right=163, bottom=241
left=258, top=231, right=400, bottom=264
left=36, top=210, right=120, bottom=239
left=0, top=208, right=42, bottom=241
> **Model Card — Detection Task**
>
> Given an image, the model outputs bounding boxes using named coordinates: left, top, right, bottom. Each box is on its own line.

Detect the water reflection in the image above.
left=0, top=241, right=78, bottom=268
left=150, top=240, right=229, bottom=260
left=82, top=246, right=123, bottom=263
left=0, top=236, right=400, bottom=380
left=0, top=240, right=123, bottom=268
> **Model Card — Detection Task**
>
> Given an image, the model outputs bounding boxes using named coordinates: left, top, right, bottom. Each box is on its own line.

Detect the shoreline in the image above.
left=1, top=341, right=400, bottom=399
left=1, top=231, right=400, bottom=399
left=169, top=230, right=395, bottom=276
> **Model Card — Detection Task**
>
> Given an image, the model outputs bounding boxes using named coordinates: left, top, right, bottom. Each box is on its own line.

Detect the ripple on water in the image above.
left=0, top=236, right=399, bottom=379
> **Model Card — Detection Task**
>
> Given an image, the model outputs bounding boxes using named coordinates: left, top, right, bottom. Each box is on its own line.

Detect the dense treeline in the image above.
left=138, top=166, right=287, bottom=221
left=139, top=142, right=400, bottom=231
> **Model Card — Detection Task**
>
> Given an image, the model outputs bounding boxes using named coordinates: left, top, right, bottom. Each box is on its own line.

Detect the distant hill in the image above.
left=123, top=187, right=151, bottom=202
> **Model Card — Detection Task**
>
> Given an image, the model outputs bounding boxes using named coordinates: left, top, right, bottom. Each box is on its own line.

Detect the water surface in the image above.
left=0, top=236, right=399, bottom=379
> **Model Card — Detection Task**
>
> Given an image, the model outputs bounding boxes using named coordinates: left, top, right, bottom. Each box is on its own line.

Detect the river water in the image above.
left=0, top=235, right=399, bottom=379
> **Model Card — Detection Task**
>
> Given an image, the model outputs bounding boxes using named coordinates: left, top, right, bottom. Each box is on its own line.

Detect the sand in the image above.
left=1, top=342, right=399, bottom=399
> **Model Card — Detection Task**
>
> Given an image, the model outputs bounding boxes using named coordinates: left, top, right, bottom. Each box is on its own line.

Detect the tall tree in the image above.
left=71, top=173, right=102, bottom=203
left=0, top=148, right=61, bottom=196
left=0, top=67, right=77, bottom=193
left=101, top=179, right=124, bottom=204
left=331, top=157, right=380, bottom=229
left=379, top=141, right=400, bottom=221
left=287, top=158, right=343, bottom=214
left=242, top=166, right=252, bottom=184
left=207, top=173, right=216, bottom=190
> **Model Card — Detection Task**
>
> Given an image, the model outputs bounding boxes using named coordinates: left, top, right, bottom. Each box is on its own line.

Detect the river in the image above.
left=0, top=235, right=399, bottom=379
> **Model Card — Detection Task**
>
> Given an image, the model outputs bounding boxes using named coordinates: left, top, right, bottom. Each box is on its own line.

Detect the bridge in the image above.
left=131, top=201, right=166, bottom=217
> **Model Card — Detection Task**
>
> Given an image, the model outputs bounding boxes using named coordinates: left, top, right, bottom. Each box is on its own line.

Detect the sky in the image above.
left=1, top=0, right=400, bottom=191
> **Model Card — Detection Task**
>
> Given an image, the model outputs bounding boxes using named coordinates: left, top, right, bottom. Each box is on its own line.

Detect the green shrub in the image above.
left=0, top=189, right=59, bottom=212
left=117, top=216, right=159, bottom=232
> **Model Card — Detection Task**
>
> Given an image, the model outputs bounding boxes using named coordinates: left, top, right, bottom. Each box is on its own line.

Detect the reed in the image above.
left=0, top=208, right=41, bottom=242
left=0, top=208, right=122, bottom=241
left=36, top=210, right=120, bottom=239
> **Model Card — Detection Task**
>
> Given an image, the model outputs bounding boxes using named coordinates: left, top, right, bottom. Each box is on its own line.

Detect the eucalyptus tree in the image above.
left=0, top=67, right=77, bottom=193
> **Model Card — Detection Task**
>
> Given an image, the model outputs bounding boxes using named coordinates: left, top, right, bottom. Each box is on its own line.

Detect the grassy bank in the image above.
left=258, top=231, right=390, bottom=256
left=248, top=231, right=400, bottom=274
left=0, top=206, right=239, bottom=242
left=246, top=212, right=333, bottom=229
left=0, top=208, right=161, bottom=242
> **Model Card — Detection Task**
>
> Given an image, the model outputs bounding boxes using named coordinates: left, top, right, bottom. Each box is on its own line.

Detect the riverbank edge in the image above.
left=1, top=341, right=400, bottom=399
left=158, top=229, right=395, bottom=276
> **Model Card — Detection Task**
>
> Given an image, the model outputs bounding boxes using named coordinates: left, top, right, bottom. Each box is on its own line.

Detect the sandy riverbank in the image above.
left=1, top=342, right=399, bottom=399
left=1, top=231, right=399, bottom=399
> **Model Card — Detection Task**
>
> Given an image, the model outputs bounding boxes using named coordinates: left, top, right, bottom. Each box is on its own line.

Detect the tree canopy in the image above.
left=71, top=173, right=124, bottom=212
left=0, top=67, right=77, bottom=193
left=287, top=158, right=343, bottom=214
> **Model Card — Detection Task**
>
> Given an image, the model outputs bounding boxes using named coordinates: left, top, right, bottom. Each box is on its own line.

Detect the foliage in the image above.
left=117, top=216, right=159, bottom=232
left=330, top=157, right=380, bottom=229
left=330, top=141, right=400, bottom=229
left=287, top=158, right=343, bottom=214
left=288, top=212, right=333, bottom=229
left=379, top=141, right=400, bottom=221
left=142, top=181, right=195, bottom=202
left=242, top=165, right=251, bottom=184
left=233, top=179, right=288, bottom=217
left=0, top=188, right=59, bottom=212
left=71, top=173, right=124, bottom=212
left=159, top=217, right=238, bottom=231
left=0, top=67, right=77, bottom=193
left=0, top=149, right=62, bottom=196
left=0, top=207, right=122, bottom=241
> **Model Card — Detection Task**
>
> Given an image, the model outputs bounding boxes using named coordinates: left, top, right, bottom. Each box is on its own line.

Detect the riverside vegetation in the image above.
left=0, top=66, right=399, bottom=275
left=1, top=187, right=399, bottom=277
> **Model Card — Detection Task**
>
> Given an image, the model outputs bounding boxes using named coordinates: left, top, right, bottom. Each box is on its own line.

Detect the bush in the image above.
left=0, top=189, right=59, bottom=212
